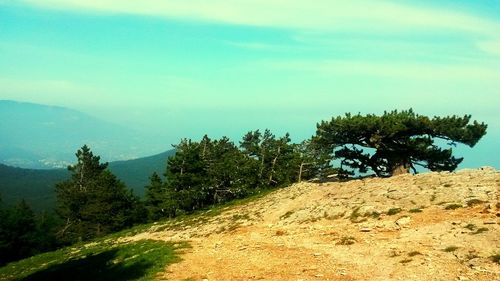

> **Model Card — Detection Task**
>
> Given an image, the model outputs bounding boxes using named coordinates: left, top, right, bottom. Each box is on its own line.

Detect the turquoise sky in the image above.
left=1, top=1, right=499, bottom=167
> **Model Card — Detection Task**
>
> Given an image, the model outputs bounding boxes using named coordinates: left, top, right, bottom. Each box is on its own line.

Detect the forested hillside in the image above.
left=0, top=150, right=175, bottom=210
left=0, top=110, right=489, bottom=268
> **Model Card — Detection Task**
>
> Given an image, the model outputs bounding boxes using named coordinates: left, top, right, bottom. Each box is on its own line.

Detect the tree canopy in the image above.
left=315, top=109, right=487, bottom=177
left=55, top=145, right=145, bottom=242
left=144, top=130, right=332, bottom=219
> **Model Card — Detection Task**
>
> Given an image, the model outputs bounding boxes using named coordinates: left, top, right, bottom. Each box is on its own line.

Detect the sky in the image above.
left=1, top=0, right=499, bottom=167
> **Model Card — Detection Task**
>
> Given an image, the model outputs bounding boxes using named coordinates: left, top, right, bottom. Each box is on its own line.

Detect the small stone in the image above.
left=360, top=227, right=372, bottom=232
left=395, top=216, right=411, bottom=227
left=314, top=274, right=324, bottom=277
left=313, top=253, right=322, bottom=256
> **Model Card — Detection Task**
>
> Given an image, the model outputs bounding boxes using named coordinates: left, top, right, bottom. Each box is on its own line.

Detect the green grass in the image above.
left=151, top=188, right=277, bottom=232
left=0, top=184, right=282, bottom=281
left=0, top=240, right=189, bottom=281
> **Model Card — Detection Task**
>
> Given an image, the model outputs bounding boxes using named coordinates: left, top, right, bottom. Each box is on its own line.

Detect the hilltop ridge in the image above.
left=126, top=167, right=499, bottom=281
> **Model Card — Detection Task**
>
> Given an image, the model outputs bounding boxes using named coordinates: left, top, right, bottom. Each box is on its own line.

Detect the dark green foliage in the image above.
left=0, top=200, right=37, bottom=265
left=0, top=164, right=69, bottom=211
left=315, top=109, right=487, bottom=177
left=240, top=130, right=297, bottom=187
left=0, top=240, right=188, bottom=281
left=0, top=193, right=63, bottom=266
left=0, top=150, right=175, bottom=211
left=293, top=139, right=335, bottom=182
left=145, top=173, right=177, bottom=220
left=108, top=150, right=175, bottom=197
left=55, top=145, right=146, bottom=243
left=145, top=130, right=330, bottom=221
left=163, top=136, right=253, bottom=214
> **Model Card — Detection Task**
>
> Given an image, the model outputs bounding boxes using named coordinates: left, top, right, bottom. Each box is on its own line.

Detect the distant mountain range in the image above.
left=0, top=100, right=163, bottom=169
left=0, top=149, right=175, bottom=211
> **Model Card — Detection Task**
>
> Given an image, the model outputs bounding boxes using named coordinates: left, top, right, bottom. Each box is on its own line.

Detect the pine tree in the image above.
left=294, top=139, right=335, bottom=182
left=315, top=109, right=487, bottom=177
left=55, top=145, right=144, bottom=242
left=145, top=172, right=177, bottom=220
left=164, top=139, right=207, bottom=212
left=0, top=200, right=37, bottom=265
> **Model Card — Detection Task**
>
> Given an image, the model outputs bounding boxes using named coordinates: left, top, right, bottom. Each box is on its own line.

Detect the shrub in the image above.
left=444, top=204, right=462, bottom=210
left=387, top=208, right=402, bottom=216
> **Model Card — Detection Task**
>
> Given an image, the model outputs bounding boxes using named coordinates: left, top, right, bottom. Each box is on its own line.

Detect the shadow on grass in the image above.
left=19, top=249, right=152, bottom=281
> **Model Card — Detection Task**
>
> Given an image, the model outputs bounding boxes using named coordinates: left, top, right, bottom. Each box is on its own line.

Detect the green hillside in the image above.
left=0, top=150, right=175, bottom=211
left=108, top=149, right=175, bottom=197
left=0, top=164, right=68, bottom=211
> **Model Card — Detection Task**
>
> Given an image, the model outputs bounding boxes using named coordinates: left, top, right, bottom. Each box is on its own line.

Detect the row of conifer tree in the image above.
left=0, top=129, right=334, bottom=266
left=1, top=109, right=486, bottom=266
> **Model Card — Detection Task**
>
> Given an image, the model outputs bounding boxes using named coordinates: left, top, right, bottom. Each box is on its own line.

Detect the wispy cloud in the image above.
left=15, top=0, right=500, bottom=37
left=477, top=41, right=500, bottom=56
left=224, top=40, right=308, bottom=52
left=0, top=77, right=104, bottom=107
left=259, top=59, right=500, bottom=82
left=0, top=77, right=87, bottom=94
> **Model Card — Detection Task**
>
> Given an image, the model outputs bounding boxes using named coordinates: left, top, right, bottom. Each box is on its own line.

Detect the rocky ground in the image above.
left=126, top=167, right=499, bottom=281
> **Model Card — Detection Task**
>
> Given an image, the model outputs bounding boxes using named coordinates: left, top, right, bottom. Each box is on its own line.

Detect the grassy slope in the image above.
left=0, top=239, right=189, bottom=281
left=0, top=187, right=276, bottom=281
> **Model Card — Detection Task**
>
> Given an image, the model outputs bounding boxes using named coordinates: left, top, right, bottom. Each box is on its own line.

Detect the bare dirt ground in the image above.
left=127, top=167, right=499, bottom=281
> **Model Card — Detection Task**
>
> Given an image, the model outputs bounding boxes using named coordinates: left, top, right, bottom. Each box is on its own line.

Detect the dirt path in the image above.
left=128, top=168, right=500, bottom=281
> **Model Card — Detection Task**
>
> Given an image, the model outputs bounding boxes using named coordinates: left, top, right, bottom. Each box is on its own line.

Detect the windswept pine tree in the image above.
left=55, top=145, right=145, bottom=242
left=315, top=109, right=487, bottom=177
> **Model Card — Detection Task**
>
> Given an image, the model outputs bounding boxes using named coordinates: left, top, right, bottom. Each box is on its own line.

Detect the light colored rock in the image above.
left=128, top=168, right=499, bottom=281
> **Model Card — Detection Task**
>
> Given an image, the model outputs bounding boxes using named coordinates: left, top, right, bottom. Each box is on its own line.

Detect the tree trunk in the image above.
left=298, top=162, right=304, bottom=182
left=391, top=161, right=410, bottom=176
left=269, top=146, right=281, bottom=185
